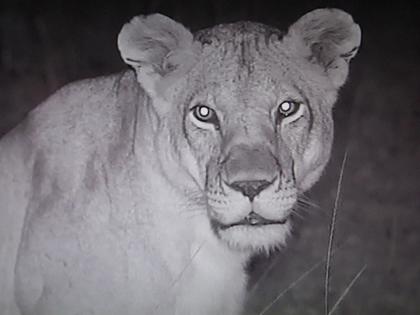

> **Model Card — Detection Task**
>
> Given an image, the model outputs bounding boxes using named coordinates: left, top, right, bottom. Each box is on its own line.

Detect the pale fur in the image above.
left=0, top=9, right=360, bottom=315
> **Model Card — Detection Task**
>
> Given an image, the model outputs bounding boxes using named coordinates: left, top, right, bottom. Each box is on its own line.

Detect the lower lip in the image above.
left=218, top=218, right=288, bottom=231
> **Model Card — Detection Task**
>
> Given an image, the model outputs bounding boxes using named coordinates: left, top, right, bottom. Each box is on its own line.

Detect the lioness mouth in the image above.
left=218, top=211, right=288, bottom=230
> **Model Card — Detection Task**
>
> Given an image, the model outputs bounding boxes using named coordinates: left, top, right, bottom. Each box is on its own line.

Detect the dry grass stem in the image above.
left=257, top=258, right=324, bottom=315
left=328, top=264, right=367, bottom=315
left=152, top=241, right=205, bottom=314
left=325, top=150, right=348, bottom=315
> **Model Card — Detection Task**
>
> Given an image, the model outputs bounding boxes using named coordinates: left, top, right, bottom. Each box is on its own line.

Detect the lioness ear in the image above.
left=285, top=9, right=361, bottom=88
left=118, top=14, right=197, bottom=98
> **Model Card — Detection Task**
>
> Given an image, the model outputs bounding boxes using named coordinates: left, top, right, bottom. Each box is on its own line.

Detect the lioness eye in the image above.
left=277, top=101, right=300, bottom=118
left=191, top=105, right=219, bottom=125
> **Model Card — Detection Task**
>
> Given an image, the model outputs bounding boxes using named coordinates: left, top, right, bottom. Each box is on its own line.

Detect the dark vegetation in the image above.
left=1, top=0, right=419, bottom=314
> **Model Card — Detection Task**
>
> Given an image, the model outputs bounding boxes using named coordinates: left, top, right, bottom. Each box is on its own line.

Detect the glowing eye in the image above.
left=191, top=105, right=219, bottom=125
left=196, top=106, right=210, bottom=119
left=277, top=101, right=300, bottom=118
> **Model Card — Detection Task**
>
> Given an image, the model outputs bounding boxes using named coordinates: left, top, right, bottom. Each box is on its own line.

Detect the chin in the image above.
left=214, top=221, right=291, bottom=253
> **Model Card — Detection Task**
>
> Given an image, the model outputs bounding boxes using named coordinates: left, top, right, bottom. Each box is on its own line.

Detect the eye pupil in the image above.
left=280, top=102, right=292, bottom=113
left=191, top=104, right=219, bottom=127
left=198, top=106, right=210, bottom=118
left=278, top=101, right=299, bottom=118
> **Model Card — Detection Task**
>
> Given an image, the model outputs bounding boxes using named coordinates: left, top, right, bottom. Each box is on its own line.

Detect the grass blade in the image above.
left=325, top=150, right=348, bottom=315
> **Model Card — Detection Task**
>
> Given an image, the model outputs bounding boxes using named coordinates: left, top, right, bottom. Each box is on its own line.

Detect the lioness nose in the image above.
left=228, top=180, right=272, bottom=201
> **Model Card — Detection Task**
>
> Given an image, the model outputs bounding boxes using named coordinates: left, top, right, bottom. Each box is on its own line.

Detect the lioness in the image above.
left=0, top=8, right=360, bottom=315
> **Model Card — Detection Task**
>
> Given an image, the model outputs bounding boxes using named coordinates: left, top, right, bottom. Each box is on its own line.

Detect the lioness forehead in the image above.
left=195, top=21, right=284, bottom=46
left=194, top=21, right=285, bottom=74
left=189, top=22, right=309, bottom=111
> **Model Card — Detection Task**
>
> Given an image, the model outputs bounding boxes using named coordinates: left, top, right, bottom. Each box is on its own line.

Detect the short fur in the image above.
left=0, top=9, right=360, bottom=315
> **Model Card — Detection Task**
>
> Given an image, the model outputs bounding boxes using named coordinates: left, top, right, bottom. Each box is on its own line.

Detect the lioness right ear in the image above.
left=118, top=14, right=197, bottom=99
left=285, top=9, right=361, bottom=88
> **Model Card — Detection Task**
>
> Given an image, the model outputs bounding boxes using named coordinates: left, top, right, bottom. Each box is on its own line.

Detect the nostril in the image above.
left=228, top=180, right=273, bottom=201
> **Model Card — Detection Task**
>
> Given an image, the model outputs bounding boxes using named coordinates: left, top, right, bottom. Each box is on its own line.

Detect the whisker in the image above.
left=290, top=208, right=305, bottom=220
left=298, top=195, right=320, bottom=209
left=295, top=202, right=312, bottom=213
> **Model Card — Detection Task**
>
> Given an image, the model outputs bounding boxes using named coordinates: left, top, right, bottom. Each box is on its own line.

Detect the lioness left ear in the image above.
left=285, top=9, right=361, bottom=88
left=118, top=14, right=198, bottom=99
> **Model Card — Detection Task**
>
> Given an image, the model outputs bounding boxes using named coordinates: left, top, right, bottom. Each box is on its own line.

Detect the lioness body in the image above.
left=0, top=10, right=360, bottom=315
left=1, top=72, right=245, bottom=315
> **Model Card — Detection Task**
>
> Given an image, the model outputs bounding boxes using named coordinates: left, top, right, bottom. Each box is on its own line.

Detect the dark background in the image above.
left=0, top=1, right=419, bottom=314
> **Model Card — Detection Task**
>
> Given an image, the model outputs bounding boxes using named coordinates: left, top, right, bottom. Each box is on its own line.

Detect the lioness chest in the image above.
left=14, top=157, right=246, bottom=315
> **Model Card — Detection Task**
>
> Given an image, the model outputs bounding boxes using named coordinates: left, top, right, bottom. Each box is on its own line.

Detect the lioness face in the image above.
left=175, top=25, right=336, bottom=252
left=119, top=12, right=360, bottom=252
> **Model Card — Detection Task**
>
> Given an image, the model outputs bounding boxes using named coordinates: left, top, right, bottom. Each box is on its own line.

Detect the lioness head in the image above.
left=118, top=9, right=360, bottom=252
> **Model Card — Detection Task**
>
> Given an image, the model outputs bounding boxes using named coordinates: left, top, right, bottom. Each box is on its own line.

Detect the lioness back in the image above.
left=0, top=9, right=360, bottom=315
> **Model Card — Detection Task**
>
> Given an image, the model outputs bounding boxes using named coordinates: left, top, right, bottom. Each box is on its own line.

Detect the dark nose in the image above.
left=228, top=180, right=272, bottom=201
